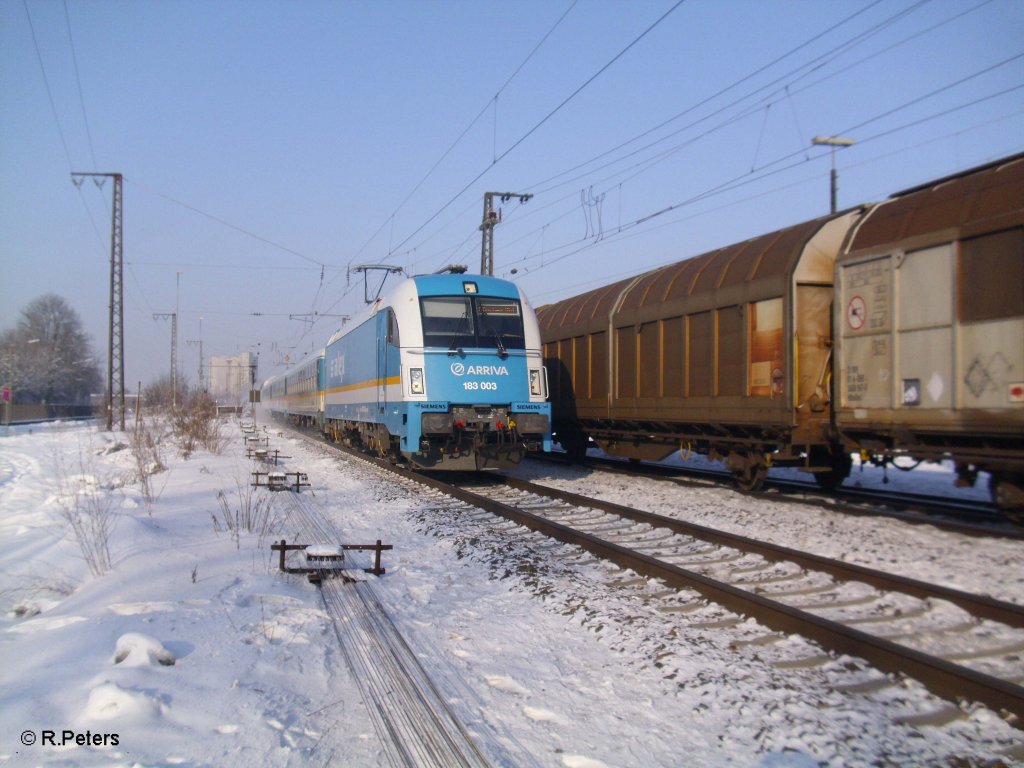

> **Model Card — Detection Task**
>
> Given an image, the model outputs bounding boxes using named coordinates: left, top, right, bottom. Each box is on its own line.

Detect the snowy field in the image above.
left=1, top=417, right=1022, bottom=767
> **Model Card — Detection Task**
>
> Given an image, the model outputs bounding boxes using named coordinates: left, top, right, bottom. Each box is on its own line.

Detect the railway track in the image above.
left=271, top=483, right=491, bottom=767
left=295, top=435, right=1024, bottom=736
left=548, top=453, right=1021, bottom=536
left=431, top=473, right=1024, bottom=725
left=266, top=423, right=1024, bottom=759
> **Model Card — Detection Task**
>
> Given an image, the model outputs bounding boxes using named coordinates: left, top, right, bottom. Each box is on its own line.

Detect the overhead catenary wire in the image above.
left=523, top=0, right=895, bottom=196
left=508, top=82, right=1024, bottom=292
left=23, top=0, right=74, bottom=170
left=126, top=177, right=330, bottom=268
left=347, top=0, right=580, bottom=267
left=479, top=41, right=1024, bottom=282
left=416, top=0, right=946, bottom=275
left=384, top=0, right=687, bottom=263
left=62, top=0, right=97, bottom=171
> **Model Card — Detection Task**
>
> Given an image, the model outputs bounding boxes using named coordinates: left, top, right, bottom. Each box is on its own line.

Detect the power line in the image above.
left=349, top=0, right=579, bottom=265
left=489, top=44, right=1024, bottom=279
left=409, top=0, right=931, bottom=274
left=23, top=0, right=74, bottom=170
left=549, top=0, right=942, bottom=200
left=63, top=0, right=97, bottom=170
left=126, top=177, right=330, bottom=268
left=509, top=84, right=1024, bottom=287
left=524, top=0, right=899, bottom=197
left=127, top=260, right=335, bottom=272
left=386, top=0, right=687, bottom=262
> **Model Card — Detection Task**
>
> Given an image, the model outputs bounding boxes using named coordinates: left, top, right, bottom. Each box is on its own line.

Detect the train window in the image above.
left=421, top=298, right=474, bottom=348
left=477, top=298, right=526, bottom=351
left=387, top=309, right=400, bottom=347
left=960, top=228, right=1024, bottom=323
left=420, top=296, right=526, bottom=350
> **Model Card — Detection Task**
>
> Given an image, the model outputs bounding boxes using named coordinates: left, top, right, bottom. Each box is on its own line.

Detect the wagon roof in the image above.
left=536, top=215, right=836, bottom=331
left=844, top=152, right=1024, bottom=256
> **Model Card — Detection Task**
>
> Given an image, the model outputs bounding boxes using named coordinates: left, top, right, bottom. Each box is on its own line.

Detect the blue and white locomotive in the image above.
left=263, top=273, right=552, bottom=470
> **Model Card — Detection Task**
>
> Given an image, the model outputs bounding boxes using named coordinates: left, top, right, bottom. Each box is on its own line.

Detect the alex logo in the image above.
left=329, top=355, right=345, bottom=380
left=450, top=363, right=509, bottom=376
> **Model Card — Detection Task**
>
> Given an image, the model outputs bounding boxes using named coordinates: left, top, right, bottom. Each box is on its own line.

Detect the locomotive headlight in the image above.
left=529, top=369, right=544, bottom=397
left=410, top=367, right=425, bottom=395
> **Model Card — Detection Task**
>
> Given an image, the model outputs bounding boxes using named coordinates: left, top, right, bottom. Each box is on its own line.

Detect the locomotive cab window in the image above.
left=420, top=296, right=525, bottom=351
left=477, top=298, right=525, bottom=351
left=421, top=298, right=474, bottom=348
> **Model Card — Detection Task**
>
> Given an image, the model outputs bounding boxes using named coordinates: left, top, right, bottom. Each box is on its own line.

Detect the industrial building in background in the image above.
left=208, top=352, right=257, bottom=406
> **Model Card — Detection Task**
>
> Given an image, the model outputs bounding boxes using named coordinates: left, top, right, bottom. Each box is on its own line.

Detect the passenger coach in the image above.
left=261, top=349, right=325, bottom=429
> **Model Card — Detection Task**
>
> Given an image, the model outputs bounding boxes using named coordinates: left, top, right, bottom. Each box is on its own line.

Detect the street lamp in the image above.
left=812, top=135, right=856, bottom=213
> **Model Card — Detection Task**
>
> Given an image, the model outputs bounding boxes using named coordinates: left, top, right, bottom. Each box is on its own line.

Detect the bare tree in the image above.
left=142, top=374, right=189, bottom=410
left=0, top=294, right=101, bottom=404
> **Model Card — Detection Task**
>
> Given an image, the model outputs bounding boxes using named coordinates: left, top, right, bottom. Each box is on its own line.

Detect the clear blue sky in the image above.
left=2, top=0, right=1022, bottom=390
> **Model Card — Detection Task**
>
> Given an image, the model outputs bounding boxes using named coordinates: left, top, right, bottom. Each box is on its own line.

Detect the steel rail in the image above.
left=448, top=475, right=1024, bottom=727
left=287, top=431, right=1024, bottom=728
left=497, top=475, right=1024, bottom=629
left=551, top=454, right=1020, bottom=536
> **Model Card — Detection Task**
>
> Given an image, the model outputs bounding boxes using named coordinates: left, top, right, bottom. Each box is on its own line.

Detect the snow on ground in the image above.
left=0, top=418, right=1022, bottom=767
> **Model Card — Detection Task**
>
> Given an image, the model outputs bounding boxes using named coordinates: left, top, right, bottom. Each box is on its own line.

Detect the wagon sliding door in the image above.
left=896, top=245, right=954, bottom=410
left=795, top=285, right=833, bottom=412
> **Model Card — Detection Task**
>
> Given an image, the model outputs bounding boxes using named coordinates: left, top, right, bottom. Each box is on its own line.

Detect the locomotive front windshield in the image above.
left=420, top=296, right=526, bottom=351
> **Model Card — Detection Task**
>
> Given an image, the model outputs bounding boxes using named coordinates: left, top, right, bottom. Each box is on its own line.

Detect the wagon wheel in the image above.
left=990, top=473, right=1024, bottom=514
left=731, top=453, right=768, bottom=493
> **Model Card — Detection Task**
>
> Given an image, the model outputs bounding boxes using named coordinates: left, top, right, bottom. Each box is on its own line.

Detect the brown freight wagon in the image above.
left=834, top=153, right=1024, bottom=508
left=537, top=210, right=861, bottom=491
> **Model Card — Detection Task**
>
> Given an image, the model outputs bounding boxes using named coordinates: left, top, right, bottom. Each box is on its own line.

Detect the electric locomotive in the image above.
left=322, top=273, right=552, bottom=470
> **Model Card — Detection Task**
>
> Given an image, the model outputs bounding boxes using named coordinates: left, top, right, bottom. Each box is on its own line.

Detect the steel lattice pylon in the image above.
left=109, top=174, right=124, bottom=430
left=72, top=172, right=124, bottom=430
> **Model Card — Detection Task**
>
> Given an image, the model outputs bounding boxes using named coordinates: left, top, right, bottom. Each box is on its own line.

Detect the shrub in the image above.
left=172, top=392, right=227, bottom=458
